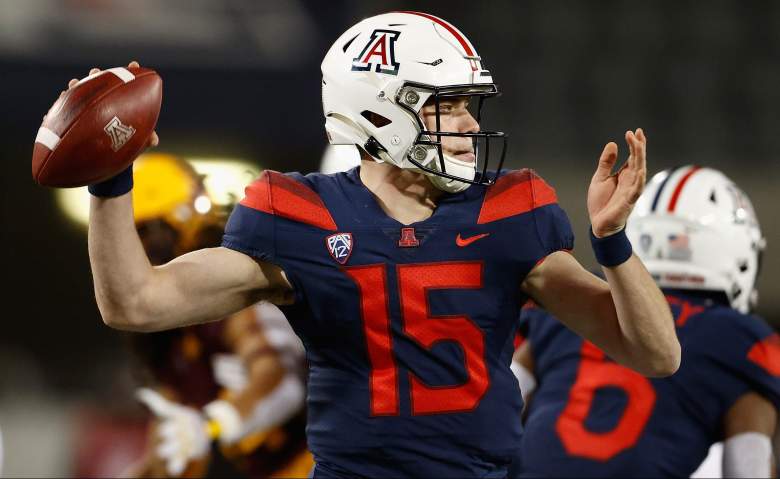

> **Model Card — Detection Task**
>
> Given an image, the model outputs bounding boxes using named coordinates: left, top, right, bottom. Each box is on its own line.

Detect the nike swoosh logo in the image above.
left=456, top=233, right=490, bottom=247
left=415, top=58, right=443, bottom=67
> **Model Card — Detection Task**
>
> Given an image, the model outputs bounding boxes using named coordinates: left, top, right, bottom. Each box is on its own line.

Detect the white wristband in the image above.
left=722, top=432, right=772, bottom=478
left=510, top=359, right=537, bottom=403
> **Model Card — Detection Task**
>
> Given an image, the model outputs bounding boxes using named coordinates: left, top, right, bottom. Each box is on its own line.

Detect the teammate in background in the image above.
left=124, top=154, right=311, bottom=478
left=513, top=166, right=779, bottom=478
left=73, top=12, right=681, bottom=477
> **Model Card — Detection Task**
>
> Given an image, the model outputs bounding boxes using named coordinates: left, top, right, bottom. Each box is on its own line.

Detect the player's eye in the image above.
left=438, top=103, right=454, bottom=114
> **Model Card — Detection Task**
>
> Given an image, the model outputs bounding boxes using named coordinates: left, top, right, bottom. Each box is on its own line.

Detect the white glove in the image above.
left=136, top=388, right=211, bottom=476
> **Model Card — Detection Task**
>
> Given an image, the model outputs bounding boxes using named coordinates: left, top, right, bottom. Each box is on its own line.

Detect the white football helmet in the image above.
left=321, top=11, right=507, bottom=193
left=626, top=166, right=765, bottom=313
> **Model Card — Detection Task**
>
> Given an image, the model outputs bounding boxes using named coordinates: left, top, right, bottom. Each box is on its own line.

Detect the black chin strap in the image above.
left=363, top=137, right=387, bottom=160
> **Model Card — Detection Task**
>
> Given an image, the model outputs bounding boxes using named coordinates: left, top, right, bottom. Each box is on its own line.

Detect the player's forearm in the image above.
left=88, top=193, right=156, bottom=330
left=603, top=254, right=680, bottom=377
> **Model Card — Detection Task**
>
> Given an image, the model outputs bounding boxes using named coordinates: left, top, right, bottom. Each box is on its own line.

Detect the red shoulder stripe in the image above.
left=477, top=169, right=558, bottom=224
left=240, top=171, right=338, bottom=231
left=240, top=172, right=273, bottom=214
left=747, top=333, right=780, bottom=376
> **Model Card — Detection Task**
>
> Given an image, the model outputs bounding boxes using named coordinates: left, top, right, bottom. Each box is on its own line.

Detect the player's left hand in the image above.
left=587, top=128, right=647, bottom=238
left=136, top=388, right=210, bottom=477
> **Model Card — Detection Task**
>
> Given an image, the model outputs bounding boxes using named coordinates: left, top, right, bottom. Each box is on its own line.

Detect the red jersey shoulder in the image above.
left=477, top=169, right=558, bottom=224
left=240, top=170, right=338, bottom=231
left=683, top=305, right=780, bottom=378
left=748, top=331, right=780, bottom=376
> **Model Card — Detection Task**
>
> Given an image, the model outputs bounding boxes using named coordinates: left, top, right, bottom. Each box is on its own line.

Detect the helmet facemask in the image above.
left=395, top=82, right=507, bottom=193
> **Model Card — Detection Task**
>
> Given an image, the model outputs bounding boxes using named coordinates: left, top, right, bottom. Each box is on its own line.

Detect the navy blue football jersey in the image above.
left=517, top=294, right=780, bottom=478
left=221, top=167, right=574, bottom=477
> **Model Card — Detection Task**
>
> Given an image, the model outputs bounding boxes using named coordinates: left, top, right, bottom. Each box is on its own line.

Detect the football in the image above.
left=32, top=66, right=163, bottom=187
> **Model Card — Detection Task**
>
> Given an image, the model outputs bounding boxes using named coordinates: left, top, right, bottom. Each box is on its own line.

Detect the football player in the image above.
left=124, top=154, right=312, bottom=478
left=513, top=166, right=779, bottom=477
left=73, top=12, right=681, bottom=478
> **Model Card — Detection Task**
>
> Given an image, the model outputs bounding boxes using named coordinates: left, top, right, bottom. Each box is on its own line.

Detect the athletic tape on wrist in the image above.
left=590, top=226, right=632, bottom=267
left=88, top=165, right=133, bottom=197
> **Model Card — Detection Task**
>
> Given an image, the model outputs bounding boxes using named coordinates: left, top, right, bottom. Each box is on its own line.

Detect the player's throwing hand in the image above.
left=587, top=129, right=647, bottom=238
left=63, top=61, right=160, bottom=148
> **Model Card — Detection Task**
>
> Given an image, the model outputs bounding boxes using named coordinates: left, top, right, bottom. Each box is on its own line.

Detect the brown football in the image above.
left=32, top=66, right=163, bottom=187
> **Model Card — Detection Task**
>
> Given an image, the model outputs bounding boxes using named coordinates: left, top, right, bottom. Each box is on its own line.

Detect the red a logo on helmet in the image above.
left=351, top=29, right=401, bottom=76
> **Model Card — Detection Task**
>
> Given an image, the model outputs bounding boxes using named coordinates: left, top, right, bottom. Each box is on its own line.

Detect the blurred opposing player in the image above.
left=514, top=166, right=779, bottom=477
left=125, top=154, right=312, bottom=478
left=77, top=11, right=682, bottom=478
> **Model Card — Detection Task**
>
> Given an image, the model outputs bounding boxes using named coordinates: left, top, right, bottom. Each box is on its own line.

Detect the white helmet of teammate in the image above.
left=321, top=11, right=507, bottom=193
left=626, top=166, right=765, bottom=313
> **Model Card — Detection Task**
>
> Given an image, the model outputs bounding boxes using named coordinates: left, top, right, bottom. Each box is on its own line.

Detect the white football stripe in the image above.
left=73, top=66, right=136, bottom=88
left=35, top=127, right=61, bottom=150
left=106, top=67, right=135, bottom=83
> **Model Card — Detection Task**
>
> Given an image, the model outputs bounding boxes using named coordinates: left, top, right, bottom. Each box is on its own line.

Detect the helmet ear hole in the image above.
left=709, top=190, right=717, bottom=203
left=738, top=260, right=749, bottom=273
left=361, top=110, right=392, bottom=128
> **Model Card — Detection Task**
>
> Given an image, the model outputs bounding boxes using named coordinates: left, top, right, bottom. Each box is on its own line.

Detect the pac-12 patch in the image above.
left=326, top=233, right=353, bottom=264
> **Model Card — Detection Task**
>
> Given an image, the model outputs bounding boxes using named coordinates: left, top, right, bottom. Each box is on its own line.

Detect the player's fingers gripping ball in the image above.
left=32, top=64, right=162, bottom=187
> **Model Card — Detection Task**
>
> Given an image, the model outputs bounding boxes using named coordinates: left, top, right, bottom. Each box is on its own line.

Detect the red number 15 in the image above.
left=345, top=262, right=489, bottom=416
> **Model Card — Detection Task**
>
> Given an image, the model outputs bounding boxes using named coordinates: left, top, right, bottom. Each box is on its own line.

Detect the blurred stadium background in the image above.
left=0, top=0, right=778, bottom=475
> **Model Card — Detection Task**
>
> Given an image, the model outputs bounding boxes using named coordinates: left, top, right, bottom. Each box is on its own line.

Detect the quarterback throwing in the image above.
left=76, top=11, right=679, bottom=478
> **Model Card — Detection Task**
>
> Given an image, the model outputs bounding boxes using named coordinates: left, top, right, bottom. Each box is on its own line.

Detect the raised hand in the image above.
left=587, top=128, right=647, bottom=238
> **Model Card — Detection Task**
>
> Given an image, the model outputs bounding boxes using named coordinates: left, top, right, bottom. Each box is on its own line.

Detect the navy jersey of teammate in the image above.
left=517, top=296, right=780, bottom=477
left=222, top=166, right=573, bottom=477
left=516, top=165, right=778, bottom=477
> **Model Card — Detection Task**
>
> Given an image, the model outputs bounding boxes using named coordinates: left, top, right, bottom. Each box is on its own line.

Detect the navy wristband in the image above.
left=88, top=165, right=134, bottom=197
left=590, top=226, right=632, bottom=267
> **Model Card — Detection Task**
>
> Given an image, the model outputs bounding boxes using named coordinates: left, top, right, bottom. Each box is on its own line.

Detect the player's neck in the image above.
left=358, top=158, right=444, bottom=225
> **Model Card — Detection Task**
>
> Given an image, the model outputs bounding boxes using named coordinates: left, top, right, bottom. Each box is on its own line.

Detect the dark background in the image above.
left=0, top=0, right=777, bottom=474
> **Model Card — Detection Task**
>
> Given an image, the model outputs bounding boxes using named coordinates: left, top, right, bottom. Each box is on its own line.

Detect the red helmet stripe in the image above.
left=397, top=11, right=475, bottom=57
left=667, top=165, right=702, bottom=212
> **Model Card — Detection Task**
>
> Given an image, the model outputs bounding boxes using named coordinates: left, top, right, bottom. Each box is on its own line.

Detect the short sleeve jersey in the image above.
left=518, top=295, right=780, bottom=478
left=222, top=167, right=574, bottom=477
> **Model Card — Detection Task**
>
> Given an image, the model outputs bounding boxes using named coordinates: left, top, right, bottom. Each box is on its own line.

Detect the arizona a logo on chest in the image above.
left=326, top=232, right=354, bottom=265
